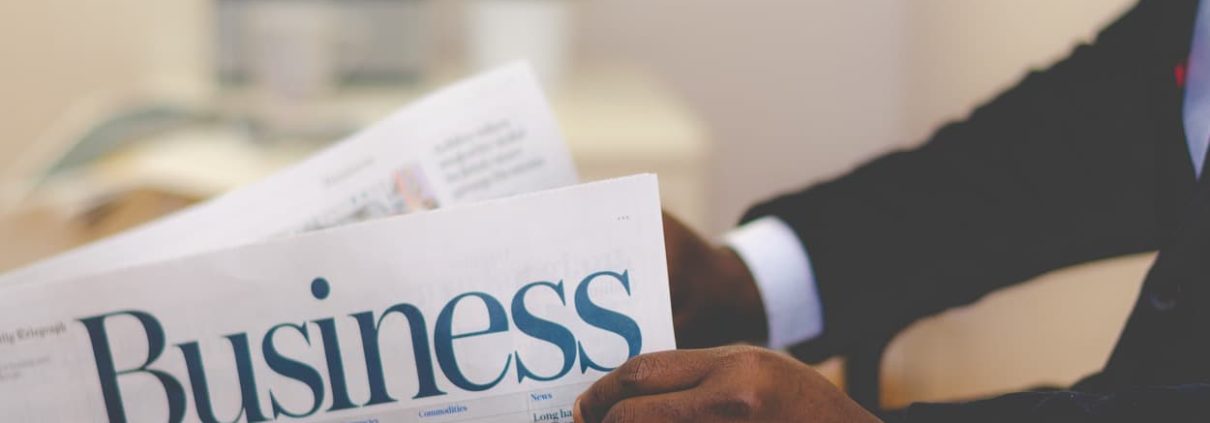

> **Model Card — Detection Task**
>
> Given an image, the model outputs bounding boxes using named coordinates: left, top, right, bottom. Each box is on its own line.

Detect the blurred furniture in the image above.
left=0, top=63, right=711, bottom=273
left=0, top=189, right=199, bottom=272
left=216, top=0, right=432, bottom=85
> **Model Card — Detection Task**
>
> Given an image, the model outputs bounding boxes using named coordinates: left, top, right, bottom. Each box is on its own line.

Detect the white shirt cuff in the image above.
left=724, top=216, right=824, bottom=350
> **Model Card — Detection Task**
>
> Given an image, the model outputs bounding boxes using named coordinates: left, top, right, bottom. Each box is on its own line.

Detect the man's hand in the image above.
left=663, top=213, right=767, bottom=347
left=573, top=346, right=881, bottom=423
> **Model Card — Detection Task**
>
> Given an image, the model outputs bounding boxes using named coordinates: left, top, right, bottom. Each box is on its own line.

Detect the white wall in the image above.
left=901, top=1, right=1136, bottom=145
left=579, top=0, right=909, bottom=231
left=579, top=0, right=1135, bottom=231
left=0, top=0, right=208, bottom=171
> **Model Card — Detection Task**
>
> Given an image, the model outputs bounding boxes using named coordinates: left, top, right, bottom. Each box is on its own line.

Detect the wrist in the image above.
left=714, top=246, right=769, bottom=344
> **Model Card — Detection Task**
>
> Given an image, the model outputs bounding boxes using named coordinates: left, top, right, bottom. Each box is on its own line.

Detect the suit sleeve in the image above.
left=742, top=1, right=1183, bottom=362
left=883, top=384, right=1210, bottom=423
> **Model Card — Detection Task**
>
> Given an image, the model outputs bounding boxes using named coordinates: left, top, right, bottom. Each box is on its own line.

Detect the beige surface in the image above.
left=881, top=253, right=1153, bottom=407
left=0, top=189, right=197, bottom=273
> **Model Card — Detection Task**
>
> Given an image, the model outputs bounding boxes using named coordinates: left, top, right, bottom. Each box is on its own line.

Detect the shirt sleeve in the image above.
left=724, top=216, right=824, bottom=350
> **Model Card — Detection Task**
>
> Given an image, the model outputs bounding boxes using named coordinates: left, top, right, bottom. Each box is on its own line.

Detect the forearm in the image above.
left=743, top=0, right=1165, bottom=361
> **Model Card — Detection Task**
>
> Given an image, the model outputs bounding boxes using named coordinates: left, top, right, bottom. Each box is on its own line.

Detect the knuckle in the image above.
left=725, top=346, right=768, bottom=368
left=617, top=357, right=655, bottom=392
left=707, top=389, right=762, bottom=418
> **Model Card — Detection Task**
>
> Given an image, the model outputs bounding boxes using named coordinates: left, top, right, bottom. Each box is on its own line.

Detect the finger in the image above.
left=599, top=390, right=708, bottom=423
left=577, top=349, right=715, bottom=423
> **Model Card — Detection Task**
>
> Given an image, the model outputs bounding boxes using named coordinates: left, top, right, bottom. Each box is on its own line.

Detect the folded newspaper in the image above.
left=0, top=65, right=677, bottom=422
left=0, top=63, right=579, bottom=287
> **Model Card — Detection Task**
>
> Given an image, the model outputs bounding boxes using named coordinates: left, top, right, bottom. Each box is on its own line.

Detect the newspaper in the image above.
left=0, top=175, right=674, bottom=422
left=0, top=63, right=577, bottom=288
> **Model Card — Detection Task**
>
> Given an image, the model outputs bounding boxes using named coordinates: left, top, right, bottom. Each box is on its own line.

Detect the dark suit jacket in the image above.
left=743, top=0, right=1210, bottom=420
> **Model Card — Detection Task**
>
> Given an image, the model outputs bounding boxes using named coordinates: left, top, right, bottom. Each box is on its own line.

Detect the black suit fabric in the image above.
left=742, top=0, right=1210, bottom=420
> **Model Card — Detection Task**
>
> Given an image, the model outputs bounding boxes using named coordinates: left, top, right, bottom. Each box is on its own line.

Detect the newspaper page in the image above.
left=0, top=63, right=577, bottom=288
left=0, top=175, right=673, bottom=423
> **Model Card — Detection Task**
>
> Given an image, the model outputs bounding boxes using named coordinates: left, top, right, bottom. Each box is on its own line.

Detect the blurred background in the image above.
left=0, top=0, right=1151, bottom=410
